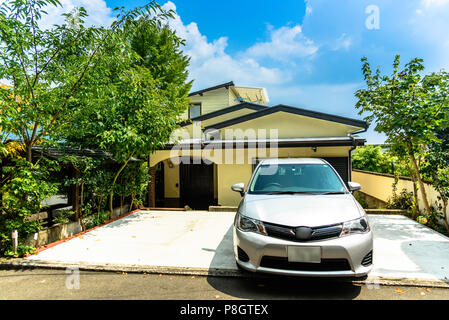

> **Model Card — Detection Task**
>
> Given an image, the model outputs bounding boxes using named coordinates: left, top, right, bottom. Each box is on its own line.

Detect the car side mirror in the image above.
left=348, top=181, right=362, bottom=193
left=231, top=183, right=245, bottom=197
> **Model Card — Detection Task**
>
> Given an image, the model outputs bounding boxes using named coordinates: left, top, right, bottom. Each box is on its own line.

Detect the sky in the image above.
left=40, top=0, right=449, bottom=144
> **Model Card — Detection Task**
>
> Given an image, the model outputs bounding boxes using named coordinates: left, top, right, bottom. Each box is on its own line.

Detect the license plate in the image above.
left=287, top=246, right=321, bottom=263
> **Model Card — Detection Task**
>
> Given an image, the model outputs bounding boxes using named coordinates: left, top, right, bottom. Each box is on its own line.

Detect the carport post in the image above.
left=147, top=154, right=156, bottom=208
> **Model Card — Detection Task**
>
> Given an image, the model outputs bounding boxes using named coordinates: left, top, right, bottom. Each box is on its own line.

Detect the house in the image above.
left=147, top=81, right=369, bottom=209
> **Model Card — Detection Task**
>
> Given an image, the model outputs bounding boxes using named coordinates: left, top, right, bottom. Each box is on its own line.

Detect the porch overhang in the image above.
left=162, top=136, right=366, bottom=150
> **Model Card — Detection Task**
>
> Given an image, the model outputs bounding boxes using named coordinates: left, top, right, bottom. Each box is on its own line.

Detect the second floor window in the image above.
left=189, top=103, right=201, bottom=119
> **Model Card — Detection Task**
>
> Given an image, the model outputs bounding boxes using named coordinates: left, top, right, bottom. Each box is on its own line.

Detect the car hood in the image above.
left=239, top=193, right=363, bottom=227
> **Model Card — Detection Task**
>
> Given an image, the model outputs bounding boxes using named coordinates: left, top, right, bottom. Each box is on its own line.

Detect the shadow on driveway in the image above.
left=205, top=225, right=362, bottom=300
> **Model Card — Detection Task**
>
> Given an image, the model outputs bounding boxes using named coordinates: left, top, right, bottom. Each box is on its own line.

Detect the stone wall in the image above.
left=25, top=204, right=131, bottom=248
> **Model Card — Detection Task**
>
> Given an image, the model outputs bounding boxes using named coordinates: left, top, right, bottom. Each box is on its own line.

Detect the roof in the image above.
left=188, top=81, right=235, bottom=97
left=32, top=146, right=142, bottom=162
left=231, top=86, right=269, bottom=104
left=178, top=102, right=267, bottom=127
left=204, top=104, right=369, bottom=131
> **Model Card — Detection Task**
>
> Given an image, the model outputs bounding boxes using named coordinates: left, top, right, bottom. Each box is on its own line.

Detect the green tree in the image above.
left=0, top=0, right=168, bottom=163
left=352, top=145, right=395, bottom=174
left=63, top=14, right=191, bottom=214
left=128, top=17, right=191, bottom=91
left=116, top=161, right=150, bottom=212
left=355, top=55, right=449, bottom=216
left=421, top=127, right=449, bottom=232
left=0, top=0, right=170, bottom=255
left=0, top=157, right=58, bottom=256
left=126, top=15, right=192, bottom=206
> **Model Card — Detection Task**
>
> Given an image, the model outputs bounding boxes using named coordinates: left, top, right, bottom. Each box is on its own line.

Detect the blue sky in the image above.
left=51, top=0, right=449, bottom=144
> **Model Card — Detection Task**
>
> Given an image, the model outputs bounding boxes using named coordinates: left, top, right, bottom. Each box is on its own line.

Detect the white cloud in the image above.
left=408, top=0, right=449, bottom=69
left=162, top=1, right=290, bottom=90
left=332, top=33, right=352, bottom=51
left=39, top=0, right=113, bottom=29
left=306, top=4, right=313, bottom=16
left=244, top=25, right=318, bottom=62
left=421, top=0, right=449, bottom=7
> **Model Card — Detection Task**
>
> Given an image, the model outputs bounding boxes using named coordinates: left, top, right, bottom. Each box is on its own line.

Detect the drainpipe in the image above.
left=348, top=131, right=365, bottom=182
left=349, top=126, right=368, bottom=181
left=349, top=142, right=356, bottom=182
left=352, top=127, right=368, bottom=135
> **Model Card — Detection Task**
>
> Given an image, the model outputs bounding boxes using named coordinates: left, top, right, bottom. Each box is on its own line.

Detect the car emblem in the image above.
left=295, top=227, right=313, bottom=240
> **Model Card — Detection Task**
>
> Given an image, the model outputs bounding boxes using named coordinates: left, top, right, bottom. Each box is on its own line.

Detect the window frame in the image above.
left=188, top=103, right=202, bottom=119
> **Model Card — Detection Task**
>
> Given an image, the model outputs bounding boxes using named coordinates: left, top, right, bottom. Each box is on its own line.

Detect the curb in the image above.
left=1, top=259, right=448, bottom=289
left=0, top=259, right=240, bottom=277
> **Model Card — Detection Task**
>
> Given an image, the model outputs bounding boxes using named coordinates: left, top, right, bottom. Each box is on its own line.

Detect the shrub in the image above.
left=354, top=192, right=369, bottom=209
left=53, top=210, right=75, bottom=225
left=352, top=145, right=410, bottom=176
left=84, top=210, right=109, bottom=230
left=0, top=159, right=59, bottom=256
left=386, top=189, right=415, bottom=210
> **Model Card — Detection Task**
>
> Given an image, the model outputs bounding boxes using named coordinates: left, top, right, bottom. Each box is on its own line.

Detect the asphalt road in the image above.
left=0, top=269, right=448, bottom=300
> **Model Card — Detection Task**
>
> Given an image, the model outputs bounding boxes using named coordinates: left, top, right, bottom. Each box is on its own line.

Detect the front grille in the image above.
left=260, top=256, right=351, bottom=272
left=264, top=222, right=343, bottom=242
left=361, top=250, right=373, bottom=267
left=237, top=247, right=250, bottom=262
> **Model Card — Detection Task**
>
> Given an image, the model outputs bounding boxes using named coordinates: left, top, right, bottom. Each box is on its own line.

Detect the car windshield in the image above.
left=248, top=163, right=347, bottom=195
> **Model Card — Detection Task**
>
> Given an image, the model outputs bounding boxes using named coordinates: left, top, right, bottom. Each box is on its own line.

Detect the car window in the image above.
left=249, top=163, right=346, bottom=194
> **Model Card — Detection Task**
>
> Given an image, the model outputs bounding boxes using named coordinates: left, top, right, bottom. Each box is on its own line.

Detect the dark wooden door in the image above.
left=180, top=161, right=214, bottom=210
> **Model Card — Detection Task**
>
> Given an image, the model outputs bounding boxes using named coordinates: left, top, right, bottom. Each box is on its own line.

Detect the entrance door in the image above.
left=180, top=161, right=215, bottom=210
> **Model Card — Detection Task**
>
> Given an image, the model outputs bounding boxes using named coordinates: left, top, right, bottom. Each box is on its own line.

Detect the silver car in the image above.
left=231, top=158, right=373, bottom=278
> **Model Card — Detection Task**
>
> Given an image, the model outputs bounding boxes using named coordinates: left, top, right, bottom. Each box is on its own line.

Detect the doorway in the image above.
left=180, top=160, right=215, bottom=210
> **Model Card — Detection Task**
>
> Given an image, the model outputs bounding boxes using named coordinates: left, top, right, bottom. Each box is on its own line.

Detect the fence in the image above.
left=352, top=169, right=447, bottom=218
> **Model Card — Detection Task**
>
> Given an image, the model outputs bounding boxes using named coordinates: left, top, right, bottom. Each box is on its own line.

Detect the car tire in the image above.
left=354, top=274, right=368, bottom=281
left=235, top=261, right=250, bottom=273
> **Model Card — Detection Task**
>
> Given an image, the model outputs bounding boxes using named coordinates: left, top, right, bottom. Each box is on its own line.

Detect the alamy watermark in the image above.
left=65, top=266, right=80, bottom=290
left=169, top=121, right=280, bottom=171
left=365, top=275, right=380, bottom=290
left=365, top=4, right=380, bottom=30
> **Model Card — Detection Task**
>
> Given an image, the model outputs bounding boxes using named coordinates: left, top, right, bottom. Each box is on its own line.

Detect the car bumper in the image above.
left=234, top=227, right=373, bottom=278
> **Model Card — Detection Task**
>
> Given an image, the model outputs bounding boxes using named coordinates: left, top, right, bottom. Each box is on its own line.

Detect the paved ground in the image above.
left=1, top=269, right=448, bottom=300
left=14, top=211, right=449, bottom=286
left=27, top=210, right=236, bottom=269
left=369, top=215, right=449, bottom=282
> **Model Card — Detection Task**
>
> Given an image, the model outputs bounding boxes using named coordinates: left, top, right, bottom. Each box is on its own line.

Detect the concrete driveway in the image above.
left=27, top=210, right=237, bottom=271
left=18, top=211, right=449, bottom=286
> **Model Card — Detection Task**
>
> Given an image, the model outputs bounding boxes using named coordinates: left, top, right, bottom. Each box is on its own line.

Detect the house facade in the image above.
left=148, top=81, right=369, bottom=209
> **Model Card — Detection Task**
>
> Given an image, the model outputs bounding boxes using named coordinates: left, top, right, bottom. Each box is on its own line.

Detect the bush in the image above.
left=386, top=189, right=415, bottom=210
left=0, top=159, right=59, bottom=257
left=2, top=244, right=37, bottom=257
left=53, top=210, right=75, bottom=225
left=354, top=192, right=369, bottom=209
left=352, top=145, right=410, bottom=176
left=84, top=210, right=109, bottom=230
left=415, top=205, right=449, bottom=237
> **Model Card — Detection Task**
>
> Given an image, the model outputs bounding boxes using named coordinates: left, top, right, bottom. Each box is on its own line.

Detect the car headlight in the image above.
left=340, top=217, right=370, bottom=237
left=235, top=213, right=267, bottom=235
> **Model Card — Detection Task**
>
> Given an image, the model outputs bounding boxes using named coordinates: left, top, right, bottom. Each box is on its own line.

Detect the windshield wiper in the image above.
left=265, top=191, right=318, bottom=195
left=318, top=191, right=347, bottom=195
